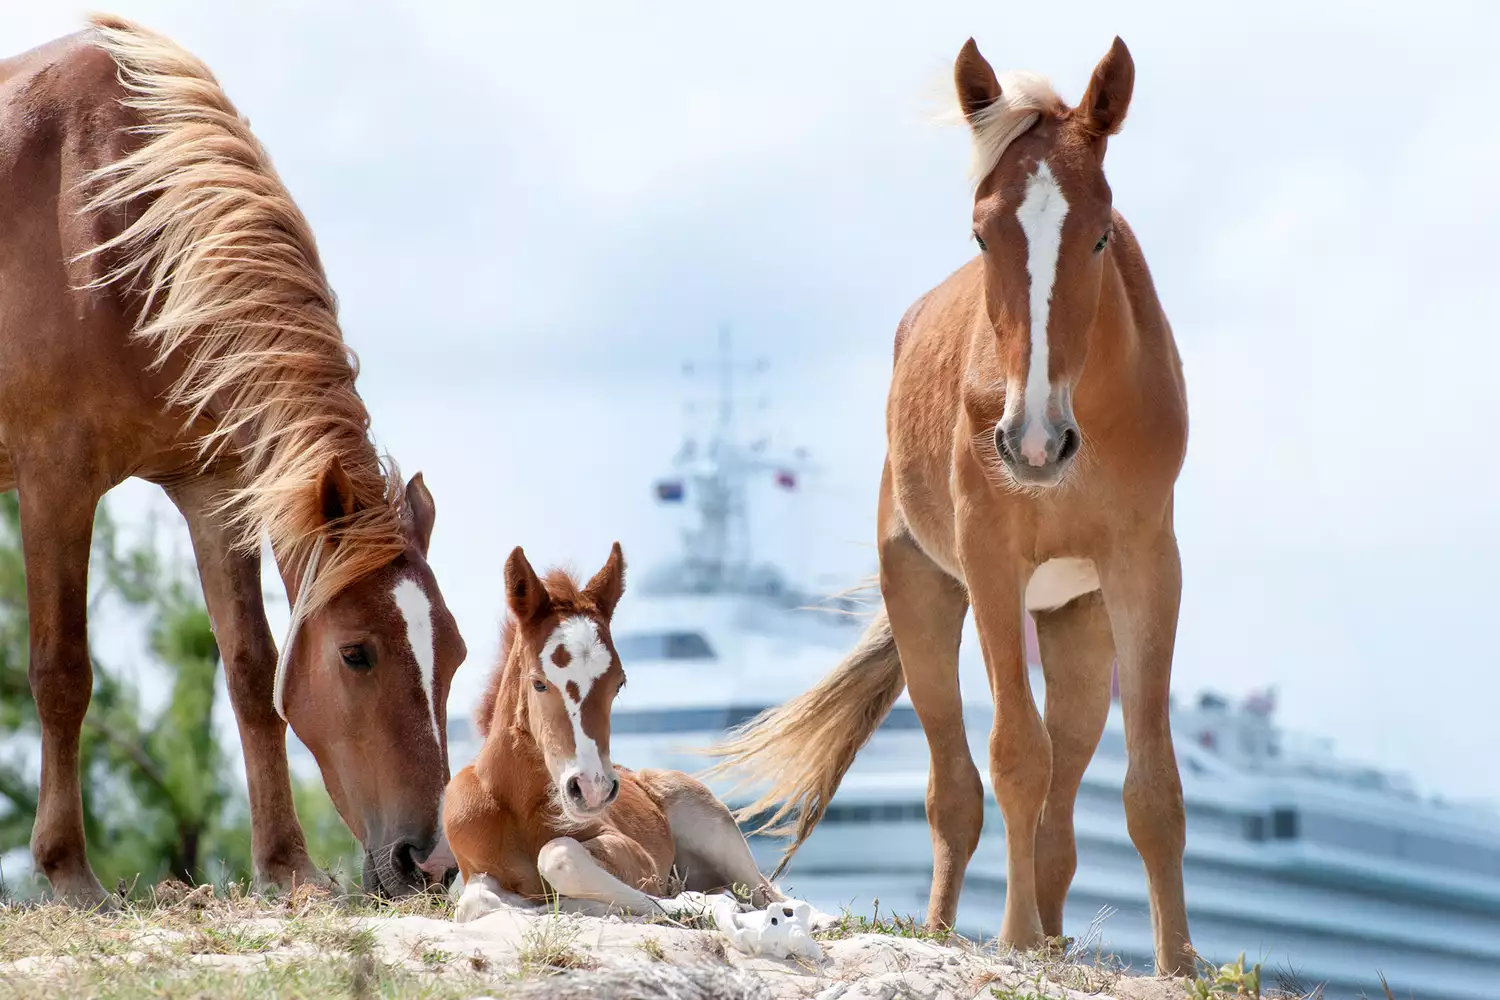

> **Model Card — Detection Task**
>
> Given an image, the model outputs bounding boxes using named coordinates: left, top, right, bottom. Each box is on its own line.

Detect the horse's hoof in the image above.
left=49, top=870, right=114, bottom=911
left=454, top=877, right=507, bottom=924
left=252, top=858, right=339, bottom=898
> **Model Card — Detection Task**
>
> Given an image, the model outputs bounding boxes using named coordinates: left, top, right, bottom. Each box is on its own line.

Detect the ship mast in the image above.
left=654, top=325, right=811, bottom=596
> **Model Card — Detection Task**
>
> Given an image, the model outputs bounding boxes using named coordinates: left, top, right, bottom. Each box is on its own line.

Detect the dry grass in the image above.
left=0, top=883, right=487, bottom=999
left=636, top=934, right=667, bottom=962
left=0, top=882, right=1338, bottom=1000
left=515, top=915, right=592, bottom=976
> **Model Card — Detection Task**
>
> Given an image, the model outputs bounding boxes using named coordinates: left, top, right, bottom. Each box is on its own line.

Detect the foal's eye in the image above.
left=973, top=231, right=988, bottom=252
left=532, top=680, right=547, bottom=693
left=339, top=645, right=371, bottom=670
left=1094, top=231, right=1110, bottom=253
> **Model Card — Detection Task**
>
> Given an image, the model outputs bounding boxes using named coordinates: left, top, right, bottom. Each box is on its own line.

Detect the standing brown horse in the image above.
left=0, top=15, right=466, bottom=903
left=445, top=544, right=780, bottom=923
left=707, top=38, right=1193, bottom=973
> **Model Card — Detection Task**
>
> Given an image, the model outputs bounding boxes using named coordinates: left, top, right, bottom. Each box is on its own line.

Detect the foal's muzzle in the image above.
left=563, top=769, right=621, bottom=814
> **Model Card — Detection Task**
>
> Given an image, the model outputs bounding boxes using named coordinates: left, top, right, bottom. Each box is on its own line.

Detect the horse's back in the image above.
left=0, top=30, right=182, bottom=481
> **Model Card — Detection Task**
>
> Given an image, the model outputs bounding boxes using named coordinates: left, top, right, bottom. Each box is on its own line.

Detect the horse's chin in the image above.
left=557, top=800, right=610, bottom=828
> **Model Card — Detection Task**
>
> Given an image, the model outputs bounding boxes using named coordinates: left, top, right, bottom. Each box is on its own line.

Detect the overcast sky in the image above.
left=6, top=2, right=1499, bottom=804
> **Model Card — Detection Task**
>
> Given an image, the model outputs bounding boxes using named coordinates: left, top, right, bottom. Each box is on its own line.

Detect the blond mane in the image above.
left=966, top=71, right=1064, bottom=183
left=78, top=14, right=407, bottom=616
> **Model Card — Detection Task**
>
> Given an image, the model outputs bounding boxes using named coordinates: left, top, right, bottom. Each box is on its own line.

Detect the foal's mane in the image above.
left=78, top=14, right=406, bottom=615
left=474, top=568, right=599, bottom=739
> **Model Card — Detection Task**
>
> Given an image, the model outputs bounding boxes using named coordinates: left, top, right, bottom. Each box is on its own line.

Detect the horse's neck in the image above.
left=492, top=649, right=532, bottom=734
left=482, top=658, right=552, bottom=806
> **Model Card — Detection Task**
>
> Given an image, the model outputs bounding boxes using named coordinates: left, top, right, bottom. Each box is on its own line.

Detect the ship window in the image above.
left=1243, top=815, right=1266, bottom=842
left=615, top=632, right=716, bottom=661
left=1271, top=808, right=1299, bottom=840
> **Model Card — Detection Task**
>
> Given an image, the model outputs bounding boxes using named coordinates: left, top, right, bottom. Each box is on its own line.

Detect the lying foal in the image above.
left=444, top=543, right=780, bottom=923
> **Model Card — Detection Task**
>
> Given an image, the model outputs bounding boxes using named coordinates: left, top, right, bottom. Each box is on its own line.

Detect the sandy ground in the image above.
left=0, top=888, right=1199, bottom=999
left=363, top=903, right=1189, bottom=1000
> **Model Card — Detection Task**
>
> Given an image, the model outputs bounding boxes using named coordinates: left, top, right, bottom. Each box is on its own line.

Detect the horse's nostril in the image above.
left=566, top=776, right=584, bottom=803
left=1057, top=426, right=1081, bottom=463
left=994, top=426, right=1015, bottom=463
left=608, top=778, right=620, bottom=803
left=391, top=840, right=421, bottom=879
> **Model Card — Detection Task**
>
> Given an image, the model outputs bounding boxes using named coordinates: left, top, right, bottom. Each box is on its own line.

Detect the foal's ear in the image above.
left=583, top=542, right=626, bottom=619
left=504, top=546, right=551, bottom=624
left=954, top=38, right=1003, bottom=127
left=1075, top=36, right=1134, bottom=146
left=404, top=472, right=436, bottom=556
left=318, top=456, right=357, bottom=526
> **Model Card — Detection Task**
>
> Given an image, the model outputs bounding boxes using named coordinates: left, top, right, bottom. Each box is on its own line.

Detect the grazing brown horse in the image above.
left=0, top=15, right=467, bottom=903
left=444, top=544, right=779, bottom=923
left=706, top=38, right=1193, bottom=973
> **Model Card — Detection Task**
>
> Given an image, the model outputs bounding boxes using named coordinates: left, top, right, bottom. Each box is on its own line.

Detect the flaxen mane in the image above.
left=474, top=569, right=594, bottom=738
left=964, top=70, right=1064, bottom=182
left=78, top=14, right=406, bottom=616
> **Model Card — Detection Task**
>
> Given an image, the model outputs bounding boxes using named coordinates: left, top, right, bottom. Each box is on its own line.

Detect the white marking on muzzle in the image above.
left=541, top=617, right=614, bottom=787
left=1015, top=160, right=1069, bottom=466
left=392, top=577, right=442, bottom=750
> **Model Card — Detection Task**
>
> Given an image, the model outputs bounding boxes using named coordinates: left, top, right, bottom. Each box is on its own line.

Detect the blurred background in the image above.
left=1, top=1, right=1497, bottom=994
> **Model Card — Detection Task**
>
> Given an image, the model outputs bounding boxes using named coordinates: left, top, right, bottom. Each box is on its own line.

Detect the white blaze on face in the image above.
left=539, top=616, right=614, bottom=781
left=1014, top=160, right=1069, bottom=466
left=392, top=577, right=442, bottom=751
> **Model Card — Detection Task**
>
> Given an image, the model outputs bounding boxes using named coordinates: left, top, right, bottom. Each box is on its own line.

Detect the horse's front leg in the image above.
left=536, top=834, right=666, bottom=918
left=165, top=478, right=330, bottom=893
left=16, top=455, right=110, bottom=907
left=1100, top=528, right=1192, bottom=975
left=957, top=494, right=1050, bottom=951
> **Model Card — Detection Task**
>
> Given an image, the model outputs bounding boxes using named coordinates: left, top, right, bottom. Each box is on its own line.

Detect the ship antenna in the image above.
left=657, top=324, right=810, bottom=596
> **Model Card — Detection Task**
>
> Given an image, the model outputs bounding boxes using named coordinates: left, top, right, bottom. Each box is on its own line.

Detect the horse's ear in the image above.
left=1075, top=36, right=1134, bottom=147
left=505, top=546, right=551, bottom=624
left=954, top=38, right=1003, bottom=128
left=584, top=541, right=626, bottom=619
left=318, top=456, right=356, bottom=526
left=404, top=472, right=435, bottom=556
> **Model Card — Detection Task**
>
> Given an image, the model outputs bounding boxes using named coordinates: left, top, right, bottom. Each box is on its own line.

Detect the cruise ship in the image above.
left=435, top=333, right=1500, bottom=1000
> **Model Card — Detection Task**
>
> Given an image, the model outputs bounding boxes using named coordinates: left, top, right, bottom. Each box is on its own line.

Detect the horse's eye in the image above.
left=973, top=231, right=988, bottom=252
left=340, top=645, right=372, bottom=670
left=1094, top=231, right=1110, bottom=253
left=532, top=680, right=547, bottom=693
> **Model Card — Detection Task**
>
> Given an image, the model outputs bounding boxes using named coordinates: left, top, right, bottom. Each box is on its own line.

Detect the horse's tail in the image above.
left=698, top=607, right=904, bottom=879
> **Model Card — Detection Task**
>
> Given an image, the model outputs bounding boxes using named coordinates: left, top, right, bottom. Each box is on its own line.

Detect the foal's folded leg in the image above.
left=455, top=873, right=537, bottom=924
left=536, top=835, right=666, bottom=918
left=637, top=769, right=783, bottom=908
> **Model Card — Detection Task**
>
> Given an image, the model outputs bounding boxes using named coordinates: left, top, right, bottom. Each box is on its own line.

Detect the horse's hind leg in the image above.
left=165, top=477, right=329, bottom=892
left=16, top=456, right=109, bottom=907
left=636, top=770, right=779, bottom=906
left=1031, top=590, right=1115, bottom=939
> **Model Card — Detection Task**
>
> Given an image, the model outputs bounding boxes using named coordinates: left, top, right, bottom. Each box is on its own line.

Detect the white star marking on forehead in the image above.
left=539, top=616, right=613, bottom=776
